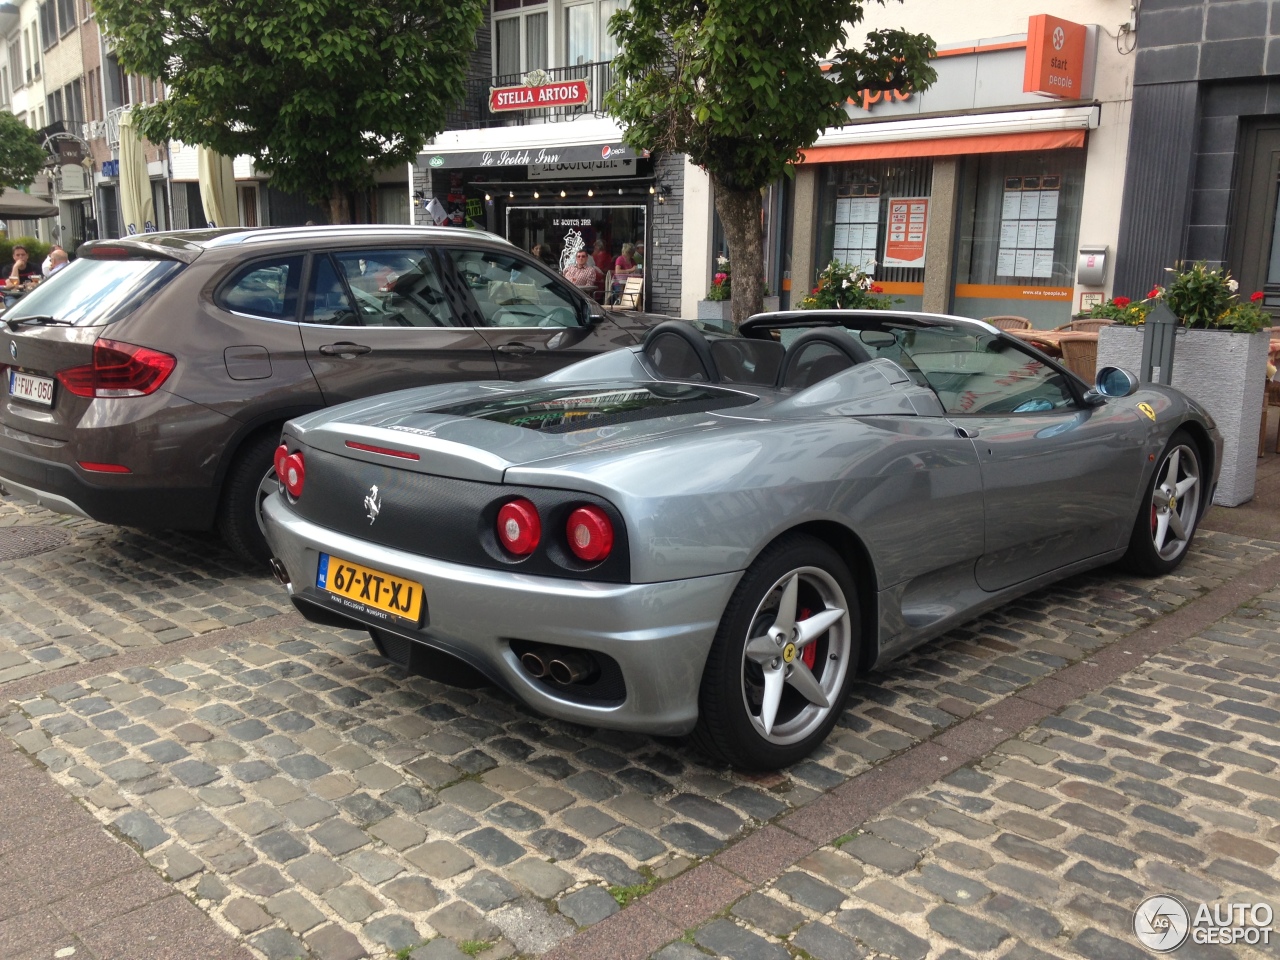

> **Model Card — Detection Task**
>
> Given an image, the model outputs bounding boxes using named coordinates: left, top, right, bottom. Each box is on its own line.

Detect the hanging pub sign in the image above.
left=490, top=78, right=590, bottom=113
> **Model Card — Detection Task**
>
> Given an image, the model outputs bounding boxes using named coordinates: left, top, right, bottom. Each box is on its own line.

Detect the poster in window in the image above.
left=999, top=220, right=1019, bottom=248
left=834, top=223, right=850, bottom=249
left=883, top=197, right=929, bottom=268
left=1032, top=250, right=1054, bottom=278
left=1037, top=190, right=1059, bottom=220
left=1019, top=191, right=1041, bottom=220
left=835, top=197, right=852, bottom=224
left=1035, top=220, right=1056, bottom=249
left=1001, top=191, right=1022, bottom=220
left=997, top=249, right=1017, bottom=277
left=1016, top=220, right=1038, bottom=249
left=1014, top=249, right=1036, bottom=276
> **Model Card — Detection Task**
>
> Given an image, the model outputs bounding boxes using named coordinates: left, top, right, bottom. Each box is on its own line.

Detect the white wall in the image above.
left=680, top=157, right=713, bottom=318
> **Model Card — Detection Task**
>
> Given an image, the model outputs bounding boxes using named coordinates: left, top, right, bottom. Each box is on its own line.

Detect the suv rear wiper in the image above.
left=5, top=315, right=72, bottom=331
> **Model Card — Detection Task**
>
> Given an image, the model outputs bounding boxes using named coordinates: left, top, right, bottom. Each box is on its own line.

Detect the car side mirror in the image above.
left=1094, top=365, right=1139, bottom=398
left=587, top=313, right=606, bottom=326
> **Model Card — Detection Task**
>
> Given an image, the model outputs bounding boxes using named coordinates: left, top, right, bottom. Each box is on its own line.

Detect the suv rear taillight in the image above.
left=56, top=339, right=176, bottom=398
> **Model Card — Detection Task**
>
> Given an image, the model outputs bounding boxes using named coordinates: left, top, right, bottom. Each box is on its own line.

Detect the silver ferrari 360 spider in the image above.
left=260, top=311, right=1220, bottom=769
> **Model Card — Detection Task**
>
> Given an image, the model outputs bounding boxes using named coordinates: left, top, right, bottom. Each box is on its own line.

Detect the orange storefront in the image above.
left=794, top=16, right=1105, bottom=328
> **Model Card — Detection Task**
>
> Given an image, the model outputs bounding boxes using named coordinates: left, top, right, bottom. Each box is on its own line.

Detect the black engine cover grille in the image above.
left=288, top=447, right=630, bottom=583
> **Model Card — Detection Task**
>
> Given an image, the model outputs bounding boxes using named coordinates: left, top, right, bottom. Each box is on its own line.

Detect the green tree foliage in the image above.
left=92, top=0, right=486, bottom=223
left=0, top=112, right=48, bottom=193
left=606, top=0, right=936, bottom=325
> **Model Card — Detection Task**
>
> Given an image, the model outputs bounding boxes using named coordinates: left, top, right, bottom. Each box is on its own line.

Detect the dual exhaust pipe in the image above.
left=520, top=646, right=598, bottom=686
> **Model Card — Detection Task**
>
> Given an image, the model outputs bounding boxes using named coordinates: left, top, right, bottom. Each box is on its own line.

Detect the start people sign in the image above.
left=1023, top=14, right=1088, bottom=99
left=490, top=79, right=591, bottom=113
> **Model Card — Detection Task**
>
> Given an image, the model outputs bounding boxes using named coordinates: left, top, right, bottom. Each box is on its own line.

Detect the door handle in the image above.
left=496, top=343, right=536, bottom=356
left=955, top=426, right=979, bottom=439
left=318, top=342, right=372, bottom=357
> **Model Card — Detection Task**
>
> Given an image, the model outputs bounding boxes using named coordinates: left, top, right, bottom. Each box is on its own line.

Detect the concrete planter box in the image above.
left=1097, top=324, right=1268, bottom=507
left=696, top=299, right=733, bottom=330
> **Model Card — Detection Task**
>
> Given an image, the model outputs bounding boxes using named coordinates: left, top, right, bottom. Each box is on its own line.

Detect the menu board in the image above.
left=834, top=195, right=880, bottom=275
left=996, top=175, right=1060, bottom=279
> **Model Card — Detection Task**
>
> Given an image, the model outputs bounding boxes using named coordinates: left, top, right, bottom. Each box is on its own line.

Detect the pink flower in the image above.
left=713, top=273, right=727, bottom=285
left=1253, top=291, right=1266, bottom=303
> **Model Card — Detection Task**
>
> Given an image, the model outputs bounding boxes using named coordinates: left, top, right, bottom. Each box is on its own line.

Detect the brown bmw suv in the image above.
left=0, top=225, right=652, bottom=562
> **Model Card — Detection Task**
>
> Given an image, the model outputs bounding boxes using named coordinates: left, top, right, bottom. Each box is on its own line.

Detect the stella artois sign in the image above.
left=490, top=70, right=591, bottom=113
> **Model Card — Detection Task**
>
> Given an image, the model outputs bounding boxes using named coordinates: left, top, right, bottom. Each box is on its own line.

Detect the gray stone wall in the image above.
left=646, top=153, right=685, bottom=316
left=1114, top=0, right=1280, bottom=296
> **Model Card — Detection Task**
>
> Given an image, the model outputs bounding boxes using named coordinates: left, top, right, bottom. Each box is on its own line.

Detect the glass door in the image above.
left=565, top=3, right=595, bottom=67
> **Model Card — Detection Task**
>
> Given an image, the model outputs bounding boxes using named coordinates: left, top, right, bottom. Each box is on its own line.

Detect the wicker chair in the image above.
left=1055, top=318, right=1114, bottom=333
left=983, top=315, right=1032, bottom=331
left=1059, top=337, right=1098, bottom=382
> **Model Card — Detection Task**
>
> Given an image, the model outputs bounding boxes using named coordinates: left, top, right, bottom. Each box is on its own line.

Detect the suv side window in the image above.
left=331, top=249, right=461, bottom=327
left=305, top=255, right=359, bottom=326
left=446, top=249, right=584, bottom=328
left=219, top=256, right=302, bottom=319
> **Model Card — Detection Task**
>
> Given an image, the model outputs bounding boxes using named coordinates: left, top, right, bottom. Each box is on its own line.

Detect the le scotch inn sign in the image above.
left=490, top=78, right=591, bottom=113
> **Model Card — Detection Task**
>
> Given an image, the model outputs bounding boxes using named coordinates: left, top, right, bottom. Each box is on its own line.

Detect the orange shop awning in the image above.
left=799, top=128, right=1086, bottom=164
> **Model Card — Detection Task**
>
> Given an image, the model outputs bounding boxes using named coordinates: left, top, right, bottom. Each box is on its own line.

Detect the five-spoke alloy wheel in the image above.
left=1121, top=429, right=1204, bottom=576
left=694, top=534, right=859, bottom=769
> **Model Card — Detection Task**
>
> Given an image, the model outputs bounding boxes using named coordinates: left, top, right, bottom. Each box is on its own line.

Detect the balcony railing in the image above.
left=444, top=60, right=616, bottom=130
left=105, top=105, right=126, bottom=148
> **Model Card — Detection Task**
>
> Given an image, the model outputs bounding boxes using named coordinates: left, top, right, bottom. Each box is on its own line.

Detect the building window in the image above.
left=563, top=0, right=625, bottom=66
left=815, top=157, right=933, bottom=308
left=953, top=148, right=1086, bottom=325
left=8, top=39, right=21, bottom=88
left=66, top=78, right=84, bottom=121
left=1, top=66, right=8, bottom=107
left=39, top=2, right=56, bottom=50
left=57, top=0, right=75, bottom=36
left=494, top=3, right=548, bottom=81
left=46, top=88, right=63, bottom=124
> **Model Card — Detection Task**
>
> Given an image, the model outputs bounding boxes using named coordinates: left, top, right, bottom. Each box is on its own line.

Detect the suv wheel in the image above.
left=218, top=431, right=280, bottom=565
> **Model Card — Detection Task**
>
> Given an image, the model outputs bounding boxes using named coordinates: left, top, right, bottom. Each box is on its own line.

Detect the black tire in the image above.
left=1118, top=428, right=1204, bottom=576
left=217, top=430, right=281, bottom=566
left=691, top=534, right=861, bottom=770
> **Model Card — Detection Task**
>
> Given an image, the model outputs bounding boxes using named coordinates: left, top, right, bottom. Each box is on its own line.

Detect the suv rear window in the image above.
left=3, top=257, right=184, bottom=326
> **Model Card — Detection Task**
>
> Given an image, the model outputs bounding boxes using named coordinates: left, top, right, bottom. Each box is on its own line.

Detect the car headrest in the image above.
left=641, top=320, right=718, bottom=382
left=779, top=329, right=873, bottom=390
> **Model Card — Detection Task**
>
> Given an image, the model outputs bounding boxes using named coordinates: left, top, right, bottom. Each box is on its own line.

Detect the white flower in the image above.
left=1227, top=279, right=1239, bottom=293
left=717, top=256, right=729, bottom=267
left=842, top=277, right=852, bottom=289
left=858, top=276, right=871, bottom=291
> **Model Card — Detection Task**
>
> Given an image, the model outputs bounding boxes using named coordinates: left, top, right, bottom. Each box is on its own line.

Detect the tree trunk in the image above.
left=712, top=177, right=765, bottom=330
left=327, top=184, right=351, bottom=224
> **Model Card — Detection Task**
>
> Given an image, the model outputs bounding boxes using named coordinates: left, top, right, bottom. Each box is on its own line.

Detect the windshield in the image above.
left=2, top=257, right=184, bottom=326
left=430, top=383, right=756, bottom=433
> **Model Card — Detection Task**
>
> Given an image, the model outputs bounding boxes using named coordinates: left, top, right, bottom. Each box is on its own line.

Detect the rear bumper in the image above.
left=0, top=439, right=216, bottom=529
left=262, top=492, right=742, bottom=735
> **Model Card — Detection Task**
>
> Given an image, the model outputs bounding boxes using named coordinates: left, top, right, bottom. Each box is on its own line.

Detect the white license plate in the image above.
left=9, top=370, right=54, bottom=406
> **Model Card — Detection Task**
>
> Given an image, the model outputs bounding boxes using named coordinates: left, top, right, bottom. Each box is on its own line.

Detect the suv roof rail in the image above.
left=232, top=224, right=512, bottom=247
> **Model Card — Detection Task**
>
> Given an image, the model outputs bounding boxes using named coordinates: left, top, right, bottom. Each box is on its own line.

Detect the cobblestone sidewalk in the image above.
left=2, top=485, right=1279, bottom=960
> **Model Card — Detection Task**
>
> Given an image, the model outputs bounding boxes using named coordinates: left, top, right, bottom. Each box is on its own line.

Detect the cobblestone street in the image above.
left=2, top=492, right=1280, bottom=960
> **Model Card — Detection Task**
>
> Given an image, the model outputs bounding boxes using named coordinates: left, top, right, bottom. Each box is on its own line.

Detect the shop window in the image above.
left=506, top=203, right=646, bottom=280
left=815, top=158, right=933, bottom=310
left=953, top=149, right=1086, bottom=326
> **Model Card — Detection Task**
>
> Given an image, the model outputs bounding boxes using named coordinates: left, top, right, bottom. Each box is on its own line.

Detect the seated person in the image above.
left=562, top=248, right=604, bottom=297
left=611, top=242, right=638, bottom=302
left=592, top=238, right=612, bottom=274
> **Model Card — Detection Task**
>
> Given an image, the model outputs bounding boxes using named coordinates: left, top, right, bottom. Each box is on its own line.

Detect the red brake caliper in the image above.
left=798, top=607, right=817, bottom=669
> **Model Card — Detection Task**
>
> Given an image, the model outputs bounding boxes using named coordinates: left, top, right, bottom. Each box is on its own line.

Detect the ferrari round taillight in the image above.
left=281, top=452, right=305, bottom=498
left=566, top=506, right=614, bottom=562
left=274, top=444, right=289, bottom=481
left=497, top=499, right=541, bottom=556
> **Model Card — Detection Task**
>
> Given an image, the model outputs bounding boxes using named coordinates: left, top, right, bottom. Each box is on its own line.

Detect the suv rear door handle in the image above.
left=318, top=342, right=372, bottom=357
left=496, top=342, right=536, bottom=356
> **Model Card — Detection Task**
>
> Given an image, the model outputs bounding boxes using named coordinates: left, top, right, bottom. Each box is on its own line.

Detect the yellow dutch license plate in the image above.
left=317, top=553, right=423, bottom=623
